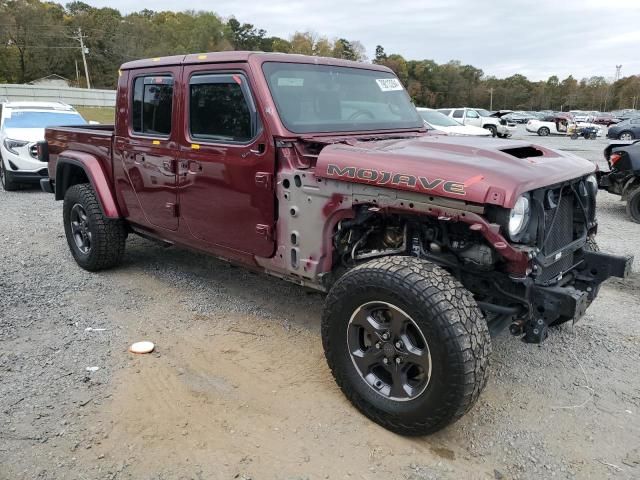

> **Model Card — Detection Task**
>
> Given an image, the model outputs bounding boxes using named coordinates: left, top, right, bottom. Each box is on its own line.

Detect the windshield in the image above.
left=418, top=109, right=461, bottom=127
left=262, top=62, right=423, bottom=133
left=3, top=111, right=86, bottom=129
left=476, top=109, right=492, bottom=117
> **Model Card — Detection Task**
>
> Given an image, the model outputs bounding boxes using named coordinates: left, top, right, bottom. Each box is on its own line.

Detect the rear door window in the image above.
left=131, top=75, right=174, bottom=136
left=452, top=109, right=464, bottom=118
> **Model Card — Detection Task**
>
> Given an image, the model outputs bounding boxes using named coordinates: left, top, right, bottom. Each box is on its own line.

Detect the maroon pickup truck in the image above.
left=39, top=52, right=631, bottom=435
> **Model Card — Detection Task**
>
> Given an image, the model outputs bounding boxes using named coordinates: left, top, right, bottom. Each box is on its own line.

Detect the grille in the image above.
left=538, top=193, right=575, bottom=283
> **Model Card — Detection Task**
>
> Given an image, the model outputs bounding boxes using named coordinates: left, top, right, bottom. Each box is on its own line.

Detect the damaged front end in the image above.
left=331, top=174, right=632, bottom=344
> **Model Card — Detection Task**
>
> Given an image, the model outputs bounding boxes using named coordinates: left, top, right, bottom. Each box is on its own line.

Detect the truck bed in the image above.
left=45, top=124, right=115, bottom=186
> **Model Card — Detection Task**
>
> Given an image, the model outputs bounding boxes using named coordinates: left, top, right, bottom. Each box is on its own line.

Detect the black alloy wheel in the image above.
left=347, top=301, right=431, bottom=401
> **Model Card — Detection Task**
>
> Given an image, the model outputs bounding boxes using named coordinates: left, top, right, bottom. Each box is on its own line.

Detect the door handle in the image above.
left=241, top=143, right=266, bottom=158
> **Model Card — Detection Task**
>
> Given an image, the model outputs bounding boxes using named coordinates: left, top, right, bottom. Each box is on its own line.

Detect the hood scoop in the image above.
left=500, top=146, right=544, bottom=159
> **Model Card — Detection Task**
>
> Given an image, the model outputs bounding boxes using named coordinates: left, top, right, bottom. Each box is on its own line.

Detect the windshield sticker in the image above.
left=277, top=77, right=304, bottom=87
left=375, top=78, right=404, bottom=92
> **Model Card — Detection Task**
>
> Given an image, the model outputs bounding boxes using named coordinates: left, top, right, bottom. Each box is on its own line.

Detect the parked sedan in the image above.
left=416, top=108, right=491, bottom=136
left=607, top=118, right=640, bottom=140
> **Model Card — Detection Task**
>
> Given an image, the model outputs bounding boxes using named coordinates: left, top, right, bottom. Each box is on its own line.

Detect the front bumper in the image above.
left=532, top=250, right=631, bottom=323
left=497, top=124, right=517, bottom=135
left=5, top=168, right=49, bottom=185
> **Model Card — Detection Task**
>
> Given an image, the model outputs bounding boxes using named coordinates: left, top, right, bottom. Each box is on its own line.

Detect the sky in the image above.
left=84, top=0, right=640, bottom=82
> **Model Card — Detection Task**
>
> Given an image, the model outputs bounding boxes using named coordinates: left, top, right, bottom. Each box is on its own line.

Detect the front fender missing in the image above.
left=55, top=153, right=121, bottom=218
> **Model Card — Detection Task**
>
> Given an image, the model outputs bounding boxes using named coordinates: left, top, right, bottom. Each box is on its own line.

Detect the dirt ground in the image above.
left=1, top=126, right=639, bottom=479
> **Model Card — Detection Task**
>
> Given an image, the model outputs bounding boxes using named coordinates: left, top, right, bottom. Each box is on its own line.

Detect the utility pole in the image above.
left=73, top=28, right=91, bottom=89
left=489, top=88, right=493, bottom=111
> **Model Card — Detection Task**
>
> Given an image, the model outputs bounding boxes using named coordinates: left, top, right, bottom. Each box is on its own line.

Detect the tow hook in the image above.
left=522, top=318, right=548, bottom=344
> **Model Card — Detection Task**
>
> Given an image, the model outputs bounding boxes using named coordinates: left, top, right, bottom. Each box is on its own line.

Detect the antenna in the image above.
left=615, top=65, right=622, bottom=82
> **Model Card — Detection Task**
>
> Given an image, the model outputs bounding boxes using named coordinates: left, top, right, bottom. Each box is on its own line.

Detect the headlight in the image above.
left=3, top=138, right=28, bottom=155
left=586, top=174, right=598, bottom=195
left=508, top=195, right=531, bottom=238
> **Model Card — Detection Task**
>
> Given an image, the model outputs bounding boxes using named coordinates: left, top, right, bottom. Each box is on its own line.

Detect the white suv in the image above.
left=437, top=107, right=517, bottom=138
left=0, top=102, right=87, bottom=190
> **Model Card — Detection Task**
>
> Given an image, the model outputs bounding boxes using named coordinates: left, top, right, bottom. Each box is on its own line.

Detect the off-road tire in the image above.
left=538, top=127, right=550, bottom=136
left=63, top=183, right=127, bottom=271
left=484, top=125, right=497, bottom=137
left=626, top=187, right=640, bottom=223
left=321, top=256, right=491, bottom=436
left=0, top=158, right=18, bottom=191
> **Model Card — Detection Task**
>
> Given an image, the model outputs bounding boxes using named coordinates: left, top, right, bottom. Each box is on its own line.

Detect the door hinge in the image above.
left=166, top=202, right=179, bottom=217
left=255, top=224, right=273, bottom=240
left=255, top=172, right=273, bottom=190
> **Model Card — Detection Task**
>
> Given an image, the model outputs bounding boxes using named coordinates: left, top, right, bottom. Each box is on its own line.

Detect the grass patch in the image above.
left=74, top=106, right=115, bottom=124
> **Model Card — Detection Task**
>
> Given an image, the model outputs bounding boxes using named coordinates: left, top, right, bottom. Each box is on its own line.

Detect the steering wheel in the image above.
left=348, top=109, right=375, bottom=121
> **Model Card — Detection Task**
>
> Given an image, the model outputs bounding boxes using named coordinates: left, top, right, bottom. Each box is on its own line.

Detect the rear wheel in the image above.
left=538, top=127, right=550, bottom=136
left=322, top=256, right=491, bottom=436
left=626, top=187, right=640, bottom=223
left=619, top=131, right=635, bottom=141
left=63, top=183, right=127, bottom=271
left=0, top=158, right=18, bottom=191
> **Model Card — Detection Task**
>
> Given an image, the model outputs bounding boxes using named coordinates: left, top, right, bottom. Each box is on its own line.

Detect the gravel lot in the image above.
left=1, top=126, right=639, bottom=480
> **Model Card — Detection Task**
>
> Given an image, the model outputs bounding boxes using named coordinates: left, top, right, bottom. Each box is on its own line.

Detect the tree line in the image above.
left=1, top=0, right=638, bottom=112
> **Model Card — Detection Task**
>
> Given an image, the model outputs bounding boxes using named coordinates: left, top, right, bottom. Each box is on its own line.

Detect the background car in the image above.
left=437, top=107, right=516, bottom=137
left=0, top=101, right=87, bottom=190
left=593, top=113, right=621, bottom=126
left=606, top=117, right=640, bottom=141
left=416, top=108, right=491, bottom=136
left=526, top=113, right=603, bottom=137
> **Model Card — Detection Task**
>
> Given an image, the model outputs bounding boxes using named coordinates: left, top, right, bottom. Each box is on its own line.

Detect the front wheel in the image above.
left=322, top=256, right=491, bottom=436
left=63, top=183, right=127, bottom=271
left=0, top=158, right=18, bottom=191
left=484, top=125, right=497, bottom=137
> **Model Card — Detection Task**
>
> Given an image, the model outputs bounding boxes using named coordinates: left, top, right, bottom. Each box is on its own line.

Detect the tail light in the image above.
left=610, top=153, right=622, bottom=166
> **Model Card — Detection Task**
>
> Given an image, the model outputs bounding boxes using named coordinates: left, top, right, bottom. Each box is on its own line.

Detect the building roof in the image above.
left=28, top=74, right=70, bottom=84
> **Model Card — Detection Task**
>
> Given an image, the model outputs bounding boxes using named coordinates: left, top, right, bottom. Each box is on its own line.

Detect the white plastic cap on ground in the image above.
left=129, top=341, right=155, bottom=354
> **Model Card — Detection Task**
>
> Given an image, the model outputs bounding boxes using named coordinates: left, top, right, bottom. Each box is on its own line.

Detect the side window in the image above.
left=131, top=75, right=174, bottom=136
left=466, top=110, right=479, bottom=118
left=438, top=109, right=451, bottom=116
left=452, top=109, right=464, bottom=118
left=189, top=73, right=255, bottom=143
